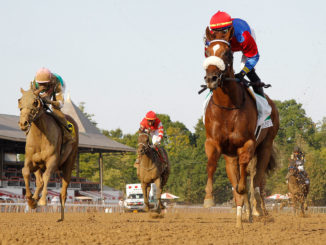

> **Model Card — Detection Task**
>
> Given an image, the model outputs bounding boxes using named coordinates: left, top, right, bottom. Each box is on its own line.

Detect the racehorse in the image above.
left=18, top=85, right=79, bottom=221
left=137, top=130, right=170, bottom=213
left=202, top=27, right=279, bottom=228
left=288, top=166, right=309, bottom=216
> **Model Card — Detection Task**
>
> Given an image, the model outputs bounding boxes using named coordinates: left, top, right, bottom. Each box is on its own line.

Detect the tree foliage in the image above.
left=78, top=100, right=326, bottom=205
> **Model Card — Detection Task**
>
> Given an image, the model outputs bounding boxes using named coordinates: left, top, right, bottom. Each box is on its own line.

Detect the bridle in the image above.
left=138, top=132, right=151, bottom=154
left=203, top=39, right=246, bottom=110
left=137, top=132, right=158, bottom=171
left=22, top=95, right=44, bottom=134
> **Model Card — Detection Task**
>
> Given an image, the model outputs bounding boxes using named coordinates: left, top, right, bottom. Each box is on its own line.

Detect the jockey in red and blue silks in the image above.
left=206, top=11, right=265, bottom=96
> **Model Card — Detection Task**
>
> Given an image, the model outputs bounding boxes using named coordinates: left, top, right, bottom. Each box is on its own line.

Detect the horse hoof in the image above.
left=27, top=198, right=38, bottom=209
left=38, top=199, right=47, bottom=206
left=57, top=219, right=64, bottom=222
left=252, top=209, right=261, bottom=217
left=203, top=199, right=215, bottom=208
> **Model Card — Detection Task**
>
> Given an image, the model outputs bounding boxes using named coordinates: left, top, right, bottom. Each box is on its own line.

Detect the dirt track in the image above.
left=0, top=212, right=325, bottom=245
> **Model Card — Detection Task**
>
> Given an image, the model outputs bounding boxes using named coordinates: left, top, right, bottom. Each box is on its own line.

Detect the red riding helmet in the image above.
left=210, top=11, right=232, bottom=30
left=145, top=111, right=156, bottom=120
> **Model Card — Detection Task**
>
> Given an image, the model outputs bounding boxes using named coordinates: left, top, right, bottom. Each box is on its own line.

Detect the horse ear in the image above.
left=20, top=88, right=25, bottom=94
left=33, top=87, right=42, bottom=96
left=30, top=81, right=36, bottom=90
left=205, top=26, right=215, bottom=41
left=225, top=26, right=234, bottom=42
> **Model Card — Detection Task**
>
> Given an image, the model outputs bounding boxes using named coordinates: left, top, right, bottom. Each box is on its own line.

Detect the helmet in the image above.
left=145, top=111, right=156, bottom=120
left=35, top=67, right=52, bottom=84
left=210, top=11, right=232, bottom=30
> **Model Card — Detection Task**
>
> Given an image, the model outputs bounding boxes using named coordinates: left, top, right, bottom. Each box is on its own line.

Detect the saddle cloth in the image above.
left=202, top=89, right=273, bottom=139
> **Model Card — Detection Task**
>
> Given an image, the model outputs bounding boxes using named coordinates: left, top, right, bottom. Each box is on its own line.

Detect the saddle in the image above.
left=45, top=111, right=75, bottom=143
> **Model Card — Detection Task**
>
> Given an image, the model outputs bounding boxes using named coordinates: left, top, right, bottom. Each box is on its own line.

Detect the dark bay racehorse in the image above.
left=137, top=130, right=170, bottom=213
left=18, top=86, right=79, bottom=221
left=288, top=166, right=309, bottom=216
left=202, top=27, right=279, bottom=228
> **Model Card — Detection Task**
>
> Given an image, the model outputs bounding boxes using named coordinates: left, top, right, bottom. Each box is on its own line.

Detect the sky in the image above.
left=1, top=0, right=326, bottom=134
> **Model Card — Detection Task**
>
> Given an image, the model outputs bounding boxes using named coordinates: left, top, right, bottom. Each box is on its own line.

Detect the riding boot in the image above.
left=157, top=147, right=167, bottom=165
left=246, top=69, right=264, bottom=97
left=52, top=109, right=74, bottom=144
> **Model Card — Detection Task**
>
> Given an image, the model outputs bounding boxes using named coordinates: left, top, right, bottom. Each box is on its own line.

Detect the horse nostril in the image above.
left=212, top=76, right=218, bottom=82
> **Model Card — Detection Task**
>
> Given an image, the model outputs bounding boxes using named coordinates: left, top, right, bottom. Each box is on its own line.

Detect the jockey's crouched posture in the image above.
left=33, top=68, right=74, bottom=155
left=205, top=11, right=266, bottom=96
left=286, top=147, right=309, bottom=184
left=134, top=111, right=166, bottom=175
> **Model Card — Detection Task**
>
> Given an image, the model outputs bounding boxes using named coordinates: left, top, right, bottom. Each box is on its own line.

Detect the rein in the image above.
left=199, top=39, right=247, bottom=110
left=24, top=97, right=44, bottom=135
left=210, top=85, right=246, bottom=110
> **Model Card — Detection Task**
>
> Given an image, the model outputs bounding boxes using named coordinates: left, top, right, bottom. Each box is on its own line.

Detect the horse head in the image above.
left=137, top=129, right=151, bottom=155
left=203, top=27, right=234, bottom=90
left=18, top=85, right=43, bottom=132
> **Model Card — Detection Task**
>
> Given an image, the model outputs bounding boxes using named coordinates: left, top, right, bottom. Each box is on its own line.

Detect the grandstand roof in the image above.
left=0, top=95, right=135, bottom=153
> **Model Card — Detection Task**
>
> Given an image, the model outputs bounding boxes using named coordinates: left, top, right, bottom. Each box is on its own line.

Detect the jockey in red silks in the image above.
left=134, top=111, right=165, bottom=172
left=205, top=11, right=265, bottom=96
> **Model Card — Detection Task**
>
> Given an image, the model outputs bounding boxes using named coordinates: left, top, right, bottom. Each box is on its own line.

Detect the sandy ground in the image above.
left=0, top=211, right=325, bottom=245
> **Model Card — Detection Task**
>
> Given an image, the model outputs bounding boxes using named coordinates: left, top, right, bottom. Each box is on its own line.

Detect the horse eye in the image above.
left=33, top=100, right=38, bottom=107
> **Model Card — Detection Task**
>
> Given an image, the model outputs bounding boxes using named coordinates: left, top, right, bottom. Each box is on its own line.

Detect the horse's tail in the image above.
left=266, top=144, right=278, bottom=176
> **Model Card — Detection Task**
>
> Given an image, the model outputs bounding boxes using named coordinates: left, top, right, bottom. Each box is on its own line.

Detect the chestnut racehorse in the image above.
left=202, top=27, right=279, bottom=228
left=18, top=86, right=79, bottom=221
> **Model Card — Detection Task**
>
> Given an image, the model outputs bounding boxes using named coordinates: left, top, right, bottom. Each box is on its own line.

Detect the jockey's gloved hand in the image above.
left=235, top=71, right=246, bottom=82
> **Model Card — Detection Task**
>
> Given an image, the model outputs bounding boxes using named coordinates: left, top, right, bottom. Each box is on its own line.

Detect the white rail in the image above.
left=0, top=203, right=325, bottom=214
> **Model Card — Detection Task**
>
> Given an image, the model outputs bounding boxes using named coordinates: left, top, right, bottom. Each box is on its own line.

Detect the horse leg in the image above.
left=253, top=142, right=273, bottom=216
left=141, top=183, right=149, bottom=212
left=39, top=156, right=57, bottom=206
left=22, top=158, right=37, bottom=209
left=57, top=152, right=75, bottom=222
left=244, top=192, right=252, bottom=223
left=146, top=184, right=151, bottom=210
left=59, top=141, right=73, bottom=166
left=237, top=140, right=255, bottom=194
left=204, top=141, right=220, bottom=208
left=32, top=169, right=44, bottom=201
left=260, top=178, right=269, bottom=216
left=224, top=156, right=245, bottom=228
left=153, top=178, right=162, bottom=213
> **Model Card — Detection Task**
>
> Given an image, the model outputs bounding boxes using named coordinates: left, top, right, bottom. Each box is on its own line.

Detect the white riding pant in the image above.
left=151, top=130, right=161, bottom=145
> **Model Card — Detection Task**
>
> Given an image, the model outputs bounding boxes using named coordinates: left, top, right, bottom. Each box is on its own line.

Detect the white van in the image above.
left=124, top=183, right=157, bottom=212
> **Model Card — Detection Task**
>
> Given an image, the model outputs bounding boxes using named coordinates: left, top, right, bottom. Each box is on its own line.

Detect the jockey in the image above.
left=140, top=111, right=164, bottom=146
left=206, top=11, right=265, bottom=96
left=134, top=111, right=165, bottom=170
left=287, top=147, right=309, bottom=183
left=33, top=67, right=74, bottom=145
